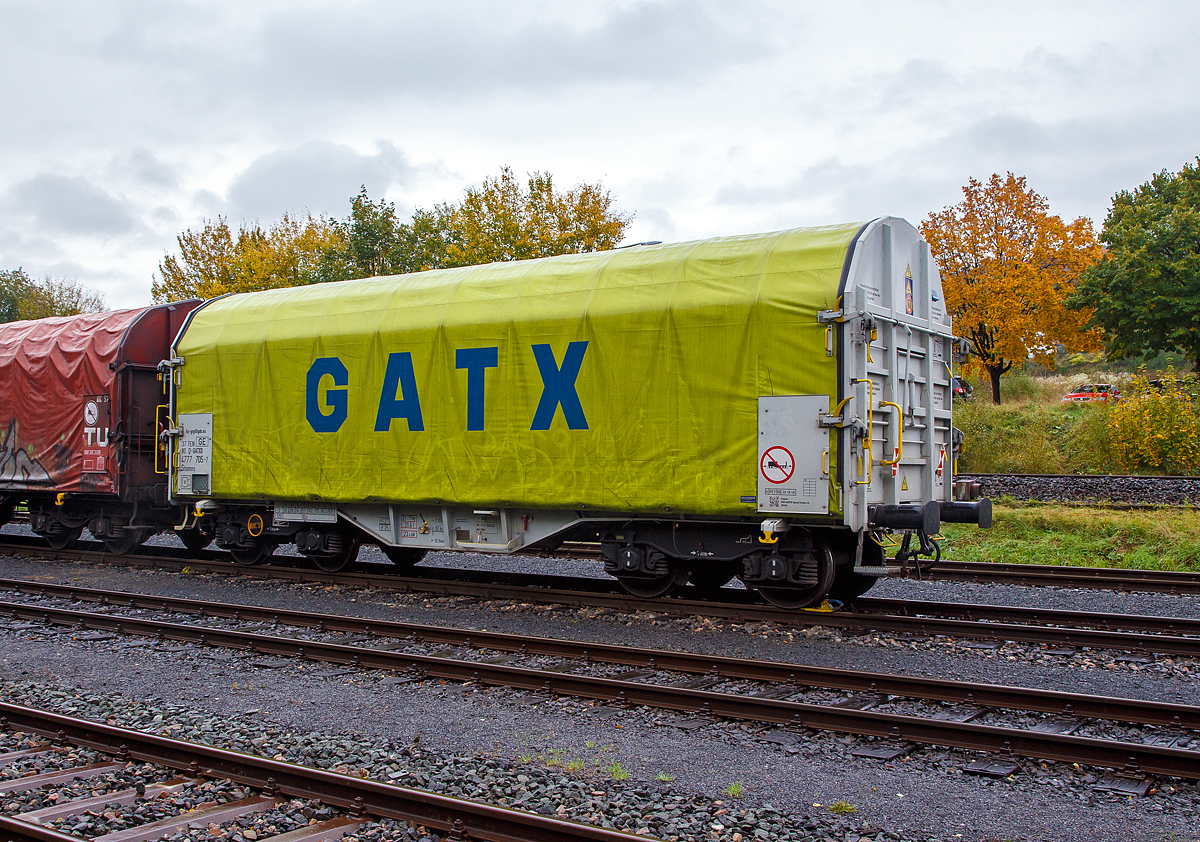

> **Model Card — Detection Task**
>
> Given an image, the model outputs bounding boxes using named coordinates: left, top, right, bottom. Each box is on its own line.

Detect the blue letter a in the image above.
left=375, top=352, right=425, bottom=432
left=530, top=341, right=589, bottom=430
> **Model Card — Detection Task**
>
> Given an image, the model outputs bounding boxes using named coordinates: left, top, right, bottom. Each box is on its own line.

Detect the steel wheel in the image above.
left=103, top=528, right=148, bottom=555
left=754, top=545, right=836, bottom=609
left=827, top=567, right=878, bottom=601
left=44, top=525, right=82, bottom=551
left=309, top=539, right=360, bottom=573
left=230, top=542, right=275, bottom=566
left=616, top=558, right=690, bottom=599
left=382, top=546, right=427, bottom=571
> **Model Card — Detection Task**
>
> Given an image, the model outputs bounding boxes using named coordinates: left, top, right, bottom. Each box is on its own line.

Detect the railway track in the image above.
left=3, top=538, right=1200, bottom=657
left=0, top=701, right=650, bottom=842
left=0, top=584, right=1197, bottom=785
left=928, top=560, right=1200, bottom=594
left=4, top=532, right=1200, bottom=598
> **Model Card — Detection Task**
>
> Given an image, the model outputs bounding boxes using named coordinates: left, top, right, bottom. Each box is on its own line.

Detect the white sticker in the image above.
left=176, top=413, right=212, bottom=496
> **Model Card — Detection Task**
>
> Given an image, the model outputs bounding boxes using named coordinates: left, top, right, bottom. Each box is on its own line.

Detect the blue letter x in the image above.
left=530, top=341, right=589, bottom=430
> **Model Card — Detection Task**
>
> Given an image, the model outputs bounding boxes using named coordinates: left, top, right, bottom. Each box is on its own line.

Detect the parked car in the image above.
left=1061, top=383, right=1120, bottom=403
left=952, top=376, right=973, bottom=400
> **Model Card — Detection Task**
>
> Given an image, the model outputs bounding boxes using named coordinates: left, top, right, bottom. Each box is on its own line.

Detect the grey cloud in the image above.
left=964, top=115, right=1054, bottom=156
left=717, top=99, right=1200, bottom=231
left=9, top=175, right=138, bottom=235
left=717, top=156, right=946, bottom=225
left=110, top=148, right=179, bottom=189
left=225, top=141, right=415, bottom=223
left=254, top=0, right=762, bottom=99
left=631, top=206, right=676, bottom=241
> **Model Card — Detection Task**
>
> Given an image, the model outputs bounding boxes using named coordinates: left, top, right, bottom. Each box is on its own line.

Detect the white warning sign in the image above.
left=757, top=396, right=829, bottom=515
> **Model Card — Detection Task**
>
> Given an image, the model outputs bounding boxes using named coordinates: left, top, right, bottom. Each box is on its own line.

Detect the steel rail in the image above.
left=6, top=562, right=1200, bottom=658
left=0, top=815, right=82, bottom=842
left=925, top=561, right=1200, bottom=595
left=0, top=703, right=655, bottom=842
left=2, top=599, right=1199, bottom=778
left=0, top=583, right=1197, bottom=730
left=3, top=549, right=1200, bottom=656
left=852, top=595, right=1200, bottom=637
left=6, top=534, right=1200, bottom=602
left=958, top=472, right=1200, bottom=482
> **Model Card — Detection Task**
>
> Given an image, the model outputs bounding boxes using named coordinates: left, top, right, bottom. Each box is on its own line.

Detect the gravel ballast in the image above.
left=1, top=551, right=1199, bottom=842
left=959, top=474, right=1200, bottom=506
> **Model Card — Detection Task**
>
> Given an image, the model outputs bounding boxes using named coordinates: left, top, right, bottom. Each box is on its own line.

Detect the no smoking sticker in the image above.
left=760, top=446, right=795, bottom=484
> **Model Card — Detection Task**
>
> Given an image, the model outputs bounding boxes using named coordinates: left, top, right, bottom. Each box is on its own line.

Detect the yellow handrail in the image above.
left=154, top=405, right=170, bottom=475
left=879, top=400, right=904, bottom=466
left=852, top=379, right=874, bottom=485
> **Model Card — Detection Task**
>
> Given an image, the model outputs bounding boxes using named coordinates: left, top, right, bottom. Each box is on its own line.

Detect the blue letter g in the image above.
left=307, top=357, right=348, bottom=433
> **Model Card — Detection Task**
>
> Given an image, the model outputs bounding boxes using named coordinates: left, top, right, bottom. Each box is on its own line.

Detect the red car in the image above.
left=1061, top=383, right=1120, bottom=403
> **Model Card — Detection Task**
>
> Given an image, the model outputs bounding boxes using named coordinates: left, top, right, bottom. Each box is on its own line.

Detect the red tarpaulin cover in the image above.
left=0, top=308, right=149, bottom=495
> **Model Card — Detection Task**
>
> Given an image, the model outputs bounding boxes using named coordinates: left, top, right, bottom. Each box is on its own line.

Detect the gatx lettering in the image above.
left=306, top=342, right=589, bottom=434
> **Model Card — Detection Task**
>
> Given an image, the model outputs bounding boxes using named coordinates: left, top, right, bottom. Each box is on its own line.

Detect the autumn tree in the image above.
left=321, top=167, right=633, bottom=279
left=152, top=213, right=343, bottom=302
left=922, top=173, right=1104, bottom=403
left=438, top=167, right=631, bottom=266
left=1, top=268, right=106, bottom=321
left=1068, top=158, right=1200, bottom=368
left=157, top=168, right=632, bottom=302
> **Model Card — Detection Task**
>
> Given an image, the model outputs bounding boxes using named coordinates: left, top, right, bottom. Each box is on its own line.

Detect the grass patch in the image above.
left=722, top=782, right=745, bottom=798
left=829, top=801, right=856, bottom=814
left=607, top=762, right=630, bottom=781
left=954, top=399, right=1120, bottom=474
left=939, top=501, right=1200, bottom=571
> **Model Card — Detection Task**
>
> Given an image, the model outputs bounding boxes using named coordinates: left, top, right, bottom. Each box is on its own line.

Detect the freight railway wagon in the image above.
left=166, top=217, right=990, bottom=608
left=0, top=301, right=202, bottom=552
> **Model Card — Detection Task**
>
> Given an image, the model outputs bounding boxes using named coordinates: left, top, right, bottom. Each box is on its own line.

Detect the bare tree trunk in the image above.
left=988, top=366, right=1003, bottom=405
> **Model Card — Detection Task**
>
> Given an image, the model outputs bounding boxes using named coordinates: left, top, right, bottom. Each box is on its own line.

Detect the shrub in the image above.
left=1061, top=403, right=1120, bottom=474
left=1106, top=372, right=1200, bottom=475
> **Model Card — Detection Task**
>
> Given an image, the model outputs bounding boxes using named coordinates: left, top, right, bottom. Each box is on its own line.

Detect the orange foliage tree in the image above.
left=921, top=173, right=1105, bottom=403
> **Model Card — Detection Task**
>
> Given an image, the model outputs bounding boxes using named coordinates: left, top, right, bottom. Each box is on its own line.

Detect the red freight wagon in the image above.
left=0, top=300, right=200, bottom=552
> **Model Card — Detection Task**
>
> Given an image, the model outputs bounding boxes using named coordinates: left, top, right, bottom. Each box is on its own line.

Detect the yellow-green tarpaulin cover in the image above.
left=174, top=223, right=862, bottom=516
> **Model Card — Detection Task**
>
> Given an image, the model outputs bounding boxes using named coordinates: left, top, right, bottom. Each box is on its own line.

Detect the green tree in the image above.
left=1, top=268, right=106, bottom=321
left=20, top=277, right=106, bottom=319
left=1070, top=158, right=1200, bottom=368
left=152, top=213, right=343, bottom=302
left=318, top=187, right=409, bottom=280
left=0, top=269, right=31, bottom=323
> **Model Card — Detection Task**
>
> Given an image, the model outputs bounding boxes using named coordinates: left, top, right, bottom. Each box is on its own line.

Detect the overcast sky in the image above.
left=1, top=1, right=1196, bottom=309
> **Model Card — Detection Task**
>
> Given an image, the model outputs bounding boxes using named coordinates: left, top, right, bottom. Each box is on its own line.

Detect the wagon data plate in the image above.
left=274, top=501, right=338, bottom=524
left=175, top=413, right=212, bottom=496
